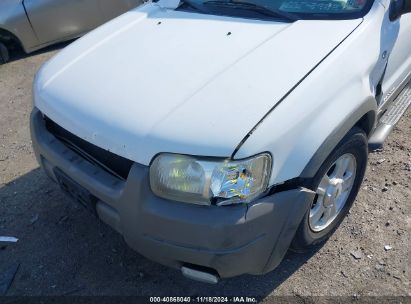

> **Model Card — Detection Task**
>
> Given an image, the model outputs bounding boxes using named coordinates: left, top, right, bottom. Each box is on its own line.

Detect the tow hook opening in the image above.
left=181, top=264, right=220, bottom=284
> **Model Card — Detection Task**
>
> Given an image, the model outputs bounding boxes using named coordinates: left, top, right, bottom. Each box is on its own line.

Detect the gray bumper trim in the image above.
left=31, top=108, right=315, bottom=278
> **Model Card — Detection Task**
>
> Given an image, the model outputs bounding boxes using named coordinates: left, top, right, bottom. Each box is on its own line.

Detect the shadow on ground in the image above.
left=0, top=168, right=319, bottom=296
left=6, top=40, right=73, bottom=64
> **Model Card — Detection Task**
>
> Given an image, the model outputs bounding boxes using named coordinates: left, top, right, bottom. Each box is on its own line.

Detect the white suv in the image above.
left=31, top=0, right=411, bottom=283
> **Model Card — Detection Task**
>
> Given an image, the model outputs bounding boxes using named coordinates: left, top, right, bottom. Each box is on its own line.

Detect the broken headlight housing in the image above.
left=149, top=153, right=272, bottom=206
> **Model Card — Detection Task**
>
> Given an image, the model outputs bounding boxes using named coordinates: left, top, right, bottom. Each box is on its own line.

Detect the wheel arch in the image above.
left=0, top=1, right=39, bottom=53
left=300, top=104, right=376, bottom=179
left=0, top=27, right=24, bottom=50
left=354, top=110, right=376, bottom=138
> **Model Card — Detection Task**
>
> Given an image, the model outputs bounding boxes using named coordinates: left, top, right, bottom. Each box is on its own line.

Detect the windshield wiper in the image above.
left=179, top=0, right=209, bottom=13
left=203, top=0, right=298, bottom=21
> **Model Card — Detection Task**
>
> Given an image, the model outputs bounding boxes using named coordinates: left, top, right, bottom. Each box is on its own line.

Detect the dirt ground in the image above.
left=0, top=45, right=410, bottom=299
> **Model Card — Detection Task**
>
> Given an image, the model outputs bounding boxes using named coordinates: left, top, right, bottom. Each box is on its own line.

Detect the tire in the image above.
left=290, top=127, right=368, bottom=252
left=0, top=42, right=10, bottom=64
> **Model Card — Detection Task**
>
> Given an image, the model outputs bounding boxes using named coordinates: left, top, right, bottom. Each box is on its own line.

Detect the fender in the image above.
left=233, top=0, right=384, bottom=186
left=300, top=99, right=376, bottom=179
left=0, top=0, right=38, bottom=52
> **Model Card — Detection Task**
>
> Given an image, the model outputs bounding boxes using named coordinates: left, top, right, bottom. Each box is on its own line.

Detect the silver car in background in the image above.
left=0, top=0, right=143, bottom=64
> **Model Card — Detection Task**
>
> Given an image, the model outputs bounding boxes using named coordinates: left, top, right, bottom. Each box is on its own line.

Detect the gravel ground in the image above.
left=0, top=46, right=410, bottom=299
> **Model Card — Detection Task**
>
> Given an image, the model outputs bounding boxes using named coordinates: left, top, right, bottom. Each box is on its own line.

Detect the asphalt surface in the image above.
left=0, top=44, right=410, bottom=299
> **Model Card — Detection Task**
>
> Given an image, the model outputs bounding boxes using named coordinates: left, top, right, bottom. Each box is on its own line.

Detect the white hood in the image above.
left=34, top=3, right=361, bottom=165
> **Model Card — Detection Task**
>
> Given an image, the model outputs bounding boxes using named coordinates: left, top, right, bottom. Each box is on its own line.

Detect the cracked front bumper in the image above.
left=30, top=108, right=315, bottom=278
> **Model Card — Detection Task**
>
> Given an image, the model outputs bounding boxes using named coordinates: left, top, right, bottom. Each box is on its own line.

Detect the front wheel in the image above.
left=0, top=42, right=10, bottom=64
left=291, top=127, right=368, bottom=252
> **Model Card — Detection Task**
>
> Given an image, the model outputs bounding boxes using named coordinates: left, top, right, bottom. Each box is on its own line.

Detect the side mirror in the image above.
left=390, top=0, right=411, bottom=20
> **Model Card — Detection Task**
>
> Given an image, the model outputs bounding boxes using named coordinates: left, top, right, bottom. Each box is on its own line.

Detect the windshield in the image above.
left=178, top=0, right=374, bottom=21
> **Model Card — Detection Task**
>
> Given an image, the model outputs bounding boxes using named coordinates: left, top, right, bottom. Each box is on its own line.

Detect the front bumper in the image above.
left=30, top=108, right=315, bottom=279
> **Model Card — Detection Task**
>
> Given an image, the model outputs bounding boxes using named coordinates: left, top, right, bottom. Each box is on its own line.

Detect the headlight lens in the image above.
left=149, top=153, right=272, bottom=205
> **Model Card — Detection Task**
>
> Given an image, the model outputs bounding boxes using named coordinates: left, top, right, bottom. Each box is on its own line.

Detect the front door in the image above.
left=23, top=0, right=102, bottom=45
left=380, top=1, right=411, bottom=107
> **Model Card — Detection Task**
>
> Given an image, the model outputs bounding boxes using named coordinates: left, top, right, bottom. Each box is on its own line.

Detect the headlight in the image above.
left=149, top=153, right=272, bottom=206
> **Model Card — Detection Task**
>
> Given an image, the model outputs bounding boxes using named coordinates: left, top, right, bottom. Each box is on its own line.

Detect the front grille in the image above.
left=44, top=116, right=134, bottom=180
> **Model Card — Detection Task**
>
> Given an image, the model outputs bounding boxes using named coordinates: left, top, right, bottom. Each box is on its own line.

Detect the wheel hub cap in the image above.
left=323, top=179, right=343, bottom=207
left=309, top=154, right=357, bottom=232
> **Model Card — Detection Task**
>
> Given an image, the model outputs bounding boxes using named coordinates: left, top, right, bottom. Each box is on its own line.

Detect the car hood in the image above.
left=34, top=3, right=361, bottom=165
